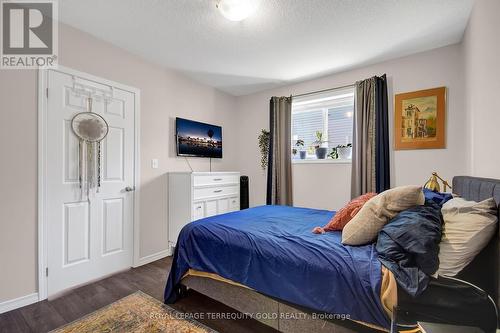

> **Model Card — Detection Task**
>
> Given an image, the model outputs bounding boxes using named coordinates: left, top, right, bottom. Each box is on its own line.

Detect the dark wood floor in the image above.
left=0, top=257, right=278, bottom=333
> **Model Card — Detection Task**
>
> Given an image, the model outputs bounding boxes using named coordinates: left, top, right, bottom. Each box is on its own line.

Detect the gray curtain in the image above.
left=351, top=78, right=377, bottom=198
left=266, top=96, right=293, bottom=205
left=351, top=75, right=390, bottom=198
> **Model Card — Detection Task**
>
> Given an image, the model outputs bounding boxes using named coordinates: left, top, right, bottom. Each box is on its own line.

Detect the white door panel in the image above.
left=103, top=127, right=125, bottom=181
left=46, top=70, right=135, bottom=297
left=63, top=120, right=80, bottom=183
left=102, top=198, right=124, bottom=255
left=63, top=201, right=90, bottom=265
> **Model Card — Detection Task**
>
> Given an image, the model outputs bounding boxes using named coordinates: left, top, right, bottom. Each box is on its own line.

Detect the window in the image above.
left=291, top=87, right=354, bottom=161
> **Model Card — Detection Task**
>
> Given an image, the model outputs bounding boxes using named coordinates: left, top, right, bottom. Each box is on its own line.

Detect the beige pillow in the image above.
left=438, top=197, right=498, bottom=277
left=342, top=185, right=425, bottom=245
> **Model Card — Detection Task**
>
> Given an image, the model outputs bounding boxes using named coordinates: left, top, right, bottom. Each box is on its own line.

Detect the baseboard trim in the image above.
left=134, top=249, right=171, bottom=267
left=0, top=292, right=39, bottom=314
left=0, top=250, right=170, bottom=314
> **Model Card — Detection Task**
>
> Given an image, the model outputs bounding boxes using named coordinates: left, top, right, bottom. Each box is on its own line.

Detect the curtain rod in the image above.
left=292, top=83, right=355, bottom=98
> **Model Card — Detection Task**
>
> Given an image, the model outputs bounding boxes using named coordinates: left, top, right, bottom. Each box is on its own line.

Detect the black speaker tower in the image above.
left=240, top=176, right=249, bottom=210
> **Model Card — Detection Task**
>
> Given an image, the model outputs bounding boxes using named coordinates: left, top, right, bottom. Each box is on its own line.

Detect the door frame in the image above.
left=37, top=65, right=141, bottom=301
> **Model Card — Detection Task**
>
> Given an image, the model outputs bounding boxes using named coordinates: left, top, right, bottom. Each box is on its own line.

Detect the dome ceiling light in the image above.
left=216, top=0, right=259, bottom=22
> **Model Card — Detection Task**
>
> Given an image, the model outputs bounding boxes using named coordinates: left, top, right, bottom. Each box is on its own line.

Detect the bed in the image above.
left=164, top=176, right=500, bottom=333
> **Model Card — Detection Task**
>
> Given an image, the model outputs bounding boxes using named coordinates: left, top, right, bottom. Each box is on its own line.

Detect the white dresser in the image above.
left=168, top=171, right=240, bottom=248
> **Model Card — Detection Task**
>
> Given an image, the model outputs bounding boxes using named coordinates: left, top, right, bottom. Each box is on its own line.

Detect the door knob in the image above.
left=124, top=186, right=135, bottom=192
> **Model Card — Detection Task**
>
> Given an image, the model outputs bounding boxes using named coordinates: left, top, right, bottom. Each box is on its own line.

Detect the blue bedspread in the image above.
left=164, top=205, right=390, bottom=328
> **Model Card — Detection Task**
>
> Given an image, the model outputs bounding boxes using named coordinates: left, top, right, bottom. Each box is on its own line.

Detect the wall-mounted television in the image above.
left=176, top=117, right=223, bottom=158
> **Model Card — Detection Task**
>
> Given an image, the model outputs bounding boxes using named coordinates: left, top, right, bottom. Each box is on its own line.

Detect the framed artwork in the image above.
left=394, top=87, right=446, bottom=150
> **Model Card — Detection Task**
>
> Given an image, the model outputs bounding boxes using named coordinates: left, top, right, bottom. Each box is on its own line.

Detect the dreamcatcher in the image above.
left=71, top=97, right=109, bottom=199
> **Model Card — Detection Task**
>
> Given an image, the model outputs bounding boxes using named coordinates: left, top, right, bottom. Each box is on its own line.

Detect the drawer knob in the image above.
left=213, top=189, right=223, bottom=193
left=213, top=178, right=223, bottom=181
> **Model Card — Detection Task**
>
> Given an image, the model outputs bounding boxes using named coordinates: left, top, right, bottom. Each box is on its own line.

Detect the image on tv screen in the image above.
left=176, top=118, right=222, bottom=158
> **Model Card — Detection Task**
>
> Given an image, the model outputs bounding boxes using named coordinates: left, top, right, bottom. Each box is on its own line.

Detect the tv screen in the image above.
left=176, top=117, right=223, bottom=158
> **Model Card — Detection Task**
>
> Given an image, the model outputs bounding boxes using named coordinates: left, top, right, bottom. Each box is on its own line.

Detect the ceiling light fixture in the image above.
left=216, top=0, right=259, bottom=22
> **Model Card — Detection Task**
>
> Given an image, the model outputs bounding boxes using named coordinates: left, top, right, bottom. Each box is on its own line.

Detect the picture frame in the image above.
left=394, top=87, right=446, bottom=150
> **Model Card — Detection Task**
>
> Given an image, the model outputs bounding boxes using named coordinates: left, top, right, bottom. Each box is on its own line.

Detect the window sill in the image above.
left=292, top=159, right=352, bottom=165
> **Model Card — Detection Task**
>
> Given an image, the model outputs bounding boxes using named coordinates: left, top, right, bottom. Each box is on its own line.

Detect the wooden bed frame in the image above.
left=180, top=176, right=500, bottom=333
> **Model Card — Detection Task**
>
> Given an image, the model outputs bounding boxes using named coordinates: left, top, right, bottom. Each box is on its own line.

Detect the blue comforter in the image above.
left=164, top=205, right=390, bottom=328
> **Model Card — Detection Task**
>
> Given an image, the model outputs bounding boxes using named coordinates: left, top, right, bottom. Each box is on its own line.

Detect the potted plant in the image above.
left=312, top=131, right=328, bottom=159
left=328, top=147, right=338, bottom=159
left=307, top=146, right=316, bottom=156
left=295, top=139, right=306, bottom=159
left=336, top=143, right=352, bottom=159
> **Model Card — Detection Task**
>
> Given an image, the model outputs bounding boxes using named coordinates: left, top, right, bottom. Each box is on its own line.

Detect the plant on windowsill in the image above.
left=294, top=139, right=306, bottom=159
left=328, top=147, right=338, bottom=159
left=258, top=129, right=270, bottom=170
left=307, top=146, right=316, bottom=156
left=336, top=143, right=352, bottom=159
left=312, top=131, right=328, bottom=159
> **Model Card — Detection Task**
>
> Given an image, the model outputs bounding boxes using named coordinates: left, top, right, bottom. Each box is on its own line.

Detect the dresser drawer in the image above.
left=193, top=174, right=239, bottom=187
left=193, top=185, right=239, bottom=200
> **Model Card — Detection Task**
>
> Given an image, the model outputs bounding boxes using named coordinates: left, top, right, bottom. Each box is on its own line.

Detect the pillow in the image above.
left=342, top=185, right=425, bottom=245
left=312, top=192, right=377, bottom=234
left=437, top=197, right=498, bottom=277
left=376, top=200, right=443, bottom=296
left=423, top=188, right=453, bottom=207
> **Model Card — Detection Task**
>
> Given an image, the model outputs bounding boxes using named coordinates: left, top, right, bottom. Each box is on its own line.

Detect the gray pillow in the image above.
left=438, top=197, right=498, bottom=277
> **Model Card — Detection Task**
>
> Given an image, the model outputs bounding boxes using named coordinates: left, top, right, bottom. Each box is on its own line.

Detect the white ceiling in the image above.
left=58, top=0, right=474, bottom=96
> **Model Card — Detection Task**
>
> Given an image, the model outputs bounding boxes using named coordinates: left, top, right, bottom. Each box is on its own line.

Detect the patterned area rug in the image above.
left=50, top=291, right=217, bottom=333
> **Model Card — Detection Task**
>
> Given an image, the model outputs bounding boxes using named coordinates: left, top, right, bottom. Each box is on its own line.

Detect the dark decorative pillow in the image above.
left=376, top=200, right=443, bottom=296
left=423, top=188, right=453, bottom=207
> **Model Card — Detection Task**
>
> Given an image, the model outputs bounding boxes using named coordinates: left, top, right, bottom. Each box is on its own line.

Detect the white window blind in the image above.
left=291, top=109, right=323, bottom=149
left=328, top=106, right=353, bottom=147
left=291, top=86, right=354, bottom=160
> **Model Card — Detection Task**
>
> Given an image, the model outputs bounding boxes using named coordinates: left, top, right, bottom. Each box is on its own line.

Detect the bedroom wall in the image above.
left=0, top=23, right=238, bottom=303
left=1, top=2, right=489, bottom=307
left=235, top=44, right=467, bottom=209
left=463, top=0, right=500, bottom=179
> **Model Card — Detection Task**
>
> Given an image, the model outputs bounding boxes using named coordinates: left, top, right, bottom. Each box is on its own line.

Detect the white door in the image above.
left=45, top=69, right=136, bottom=297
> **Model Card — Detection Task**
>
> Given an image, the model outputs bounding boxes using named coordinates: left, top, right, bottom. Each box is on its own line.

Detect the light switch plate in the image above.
left=151, top=158, right=159, bottom=169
